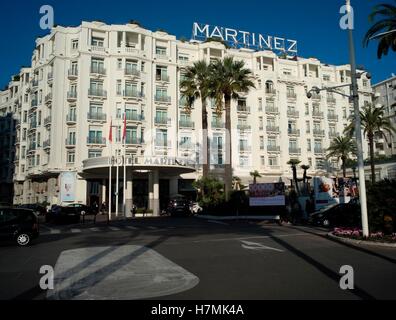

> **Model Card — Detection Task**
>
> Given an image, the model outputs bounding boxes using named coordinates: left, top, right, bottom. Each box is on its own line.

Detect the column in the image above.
left=149, top=170, right=160, bottom=216
left=126, top=172, right=133, bottom=218
left=170, top=177, right=179, bottom=197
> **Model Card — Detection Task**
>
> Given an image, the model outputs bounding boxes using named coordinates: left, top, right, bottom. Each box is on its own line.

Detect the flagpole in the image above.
left=116, top=144, right=120, bottom=218
left=108, top=118, right=113, bottom=223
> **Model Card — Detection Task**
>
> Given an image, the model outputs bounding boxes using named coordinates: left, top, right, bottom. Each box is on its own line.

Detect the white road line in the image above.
left=109, top=227, right=121, bottom=231
left=208, top=220, right=229, bottom=226
left=71, top=229, right=82, bottom=234
left=89, top=228, right=100, bottom=232
left=125, top=226, right=138, bottom=230
left=147, top=227, right=158, bottom=230
left=49, top=229, right=61, bottom=235
left=190, top=233, right=309, bottom=244
left=241, top=240, right=284, bottom=253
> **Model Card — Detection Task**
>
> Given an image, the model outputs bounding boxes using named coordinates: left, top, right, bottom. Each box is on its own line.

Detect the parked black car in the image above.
left=46, top=205, right=81, bottom=224
left=309, top=202, right=361, bottom=228
left=166, top=196, right=192, bottom=217
left=0, top=208, right=39, bottom=246
left=65, top=203, right=98, bottom=215
left=18, top=204, right=47, bottom=216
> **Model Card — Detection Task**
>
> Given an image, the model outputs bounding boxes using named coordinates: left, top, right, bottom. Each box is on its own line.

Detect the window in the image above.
left=260, top=136, right=265, bottom=149
left=116, top=80, right=122, bottom=96
left=88, top=150, right=102, bottom=158
left=117, top=59, right=123, bottom=70
left=156, top=46, right=167, bottom=56
left=36, top=155, right=40, bottom=166
left=178, top=55, right=189, bottom=62
left=258, top=98, right=263, bottom=111
left=260, top=156, right=265, bottom=167
left=156, top=66, right=168, bottom=81
left=307, top=139, right=311, bottom=152
left=305, top=103, right=309, bottom=115
left=239, top=156, right=249, bottom=167
left=269, top=157, right=278, bottom=166
left=23, top=111, right=27, bottom=123
left=306, top=121, right=311, bottom=133
left=91, top=58, right=105, bottom=74
left=72, top=40, right=79, bottom=50
left=67, top=151, right=75, bottom=163
left=155, top=129, right=168, bottom=146
left=91, top=37, right=104, bottom=47
left=323, top=74, right=330, bottom=81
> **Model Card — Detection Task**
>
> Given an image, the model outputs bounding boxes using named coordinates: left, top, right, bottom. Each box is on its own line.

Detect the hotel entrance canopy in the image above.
left=82, top=156, right=197, bottom=176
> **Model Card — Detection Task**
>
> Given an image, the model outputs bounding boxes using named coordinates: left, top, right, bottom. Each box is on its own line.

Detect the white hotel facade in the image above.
left=1, top=21, right=373, bottom=214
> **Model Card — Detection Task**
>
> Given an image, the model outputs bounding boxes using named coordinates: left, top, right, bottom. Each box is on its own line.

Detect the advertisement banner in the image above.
left=249, top=183, right=285, bottom=207
left=60, top=172, right=76, bottom=202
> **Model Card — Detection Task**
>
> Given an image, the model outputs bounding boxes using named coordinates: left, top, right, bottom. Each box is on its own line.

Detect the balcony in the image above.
left=313, top=129, right=325, bottom=137
left=212, top=120, right=225, bottom=129
left=90, top=46, right=106, bottom=53
left=237, top=124, right=251, bottom=131
left=155, top=140, right=171, bottom=148
left=237, top=105, right=251, bottom=113
left=87, top=112, right=106, bottom=122
left=179, top=142, right=194, bottom=150
left=155, top=117, right=170, bottom=126
left=156, top=74, right=170, bottom=82
left=265, top=88, right=276, bottom=96
left=30, top=100, right=38, bottom=109
left=266, top=126, right=280, bottom=133
left=68, top=69, right=78, bottom=79
left=314, top=148, right=325, bottom=155
left=123, top=90, right=144, bottom=100
left=311, top=93, right=322, bottom=100
left=66, top=114, right=77, bottom=124
left=328, top=114, right=339, bottom=122
left=155, top=95, right=171, bottom=103
left=124, top=68, right=140, bottom=77
left=312, top=111, right=324, bottom=118
left=44, top=116, right=52, bottom=126
left=125, top=137, right=143, bottom=145
left=125, top=113, right=144, bottom=122
left=65, top=138, right=76, bottom=147
left=31, top=80, right=39, bottom=88
left=289, top=148, right=302, bottom=155
left=287, top=110, right=300, bottom=118
left=67, top=91, right=77, bottom=102
left=239, top=145, right=251, bottom=153
left=265, top=106, right=279, bottom=114
left=179, top=120, right=195, bottom=129
left=87, top=137, right=106, bottom=145
left=43, top=140, right=51, bottom=149
left=287, top=92, right=297, bottom=100
left=29, top=122, right=37, bottom=131
left=155, top=53, right=170, bottom=61
left=267, top=145, right=281, bottom=152
left=47, top=72, right=53, bottom=83
left=88, top=89, right=107, bottom=99
left=329, top=132, right=338, bottom=139
left=45, top=93, right=52, bottom=104
left=288, top=129, right=300, bottom=136
left=27, top=143, right=36, bottom=153
left=90, top=66, right=106, bottom=75
left=327, top=97, right=336, bottom=104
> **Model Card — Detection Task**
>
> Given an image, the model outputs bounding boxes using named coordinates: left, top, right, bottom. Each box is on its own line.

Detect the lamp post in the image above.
left=306, top=0, right=370, bottom=238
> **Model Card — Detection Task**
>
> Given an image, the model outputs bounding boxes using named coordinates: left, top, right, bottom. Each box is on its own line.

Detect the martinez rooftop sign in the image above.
left=192, top=22, right=298, bottom=55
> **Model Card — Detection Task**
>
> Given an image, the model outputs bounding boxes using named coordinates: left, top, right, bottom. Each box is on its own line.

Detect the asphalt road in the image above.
left=0, top=217, right=395, bottom=300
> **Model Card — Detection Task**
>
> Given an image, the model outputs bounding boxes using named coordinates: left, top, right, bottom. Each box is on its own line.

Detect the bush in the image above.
left=367, top=179, right=396, bottom=234
left=193, top=177, right=225, bottom=212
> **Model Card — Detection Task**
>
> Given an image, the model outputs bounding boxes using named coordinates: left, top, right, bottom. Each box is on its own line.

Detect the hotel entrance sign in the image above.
left=192, top=22, right=298, bottom=55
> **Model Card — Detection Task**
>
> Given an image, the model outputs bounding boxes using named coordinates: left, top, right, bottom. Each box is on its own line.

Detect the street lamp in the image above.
left=307, top=1, right=370, bottom=238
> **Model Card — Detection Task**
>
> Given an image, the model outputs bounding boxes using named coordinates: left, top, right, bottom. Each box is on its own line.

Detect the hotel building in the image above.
left=1, top=21, right=373, bottom=214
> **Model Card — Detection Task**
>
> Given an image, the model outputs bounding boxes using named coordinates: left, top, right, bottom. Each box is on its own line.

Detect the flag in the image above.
left=109, top=118, right=113, bottom=143
left=122, top=112, right=127, bottom=141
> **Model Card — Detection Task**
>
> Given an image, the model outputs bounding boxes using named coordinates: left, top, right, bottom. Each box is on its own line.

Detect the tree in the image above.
left=345, top=104, right=396, bottom=183
left=211, top=57, right=255, bottom=200
left=192, top=176, right=225, bottom=209
left=363, top=2, right=396, bottom=59
left=287, top=159, right=301, bottom=194
left=180, top=60, right=213, bottom=179
left=326, top=136, right=357, bottom=178
left=300, top=165, right=311, bottom=194
left=250, top=170, right=262, bottom=184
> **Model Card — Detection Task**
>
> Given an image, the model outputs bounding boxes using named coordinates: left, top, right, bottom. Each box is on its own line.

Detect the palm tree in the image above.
left=250, top=170, right=262, bottom=185
left=300, top=165, right=311, bottom=194
left=287, top=159, right=301, bottom=194
left=326, top=136, right=357, bottom=178
left=211, top=57, right=255, bottom=200
left=363, top=2, right=396, bottom=59
left=180, top=60, right=212, bottom=179
left=345, top=104, right=396, bottom=183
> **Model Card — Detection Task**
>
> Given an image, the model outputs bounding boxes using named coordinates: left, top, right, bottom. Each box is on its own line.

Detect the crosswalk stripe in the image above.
left=109, top=227, right=121, bottom=231
left=71, top=229, right=82, bottom=233
left=50, top=229, right=61, bottom=234
left=90, top=227, right=100, bottom=232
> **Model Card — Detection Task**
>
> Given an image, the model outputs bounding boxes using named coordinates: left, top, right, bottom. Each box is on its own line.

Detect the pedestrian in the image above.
left=101, top=201, right=107, bottom=215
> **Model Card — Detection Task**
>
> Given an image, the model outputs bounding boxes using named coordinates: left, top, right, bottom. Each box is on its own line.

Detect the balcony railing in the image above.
left=179, top=120, right=195, bottom=128
left=328, top=114, right=339, bottom=121
left=212, top=120, right=225, bottom=128
left=123, top=90, right=144, bottom=99
left=90, top=66, right=106, bottom=75
left=87, top=112, right=106, bottom=121
left=312, top=111, right=324, bottom=118
left=125, top=137, right=142, bottom=145
left=125, top=68, right=140, bottom=77
left=288, top=129, right=300, bottom=136
left=237, top=105, right=251, bottom=113
left=43, top=140, right=51, bottom=149
left=155, top=53, right=170, bottom=61
left=66, top=114, right=77, bottom=123
left=68, top=69, right=78, bottom=78
left=155, top=117, right=170, bottom=125
left=327, top=97, right=336, bottom=104
left=156, top=74, right=170, bottom=82
left=287, top=110, right=300, bottom=117
left=31, top=100, right=38, bottom=108
left=311, top=93, right=322, bottom=100
left=65, top=138, right=76, bottom=146
left=155, top=140, right=171, bottom=148
left=239, top=145, right=251, bottom=152
left=287, top=92, right=297, bottom=99
left=28, top=143, right=36, bottom=152
left=237, top=124, right=251, bottom=131
left=314, top=148, right=325, bottom=155
left=47, top=72, right=53, bottom=81
left=90, top=46, right=106, bottom=52
left=125, top=113, right=144, bottom=122
left=179, top=142, right=193, bottom=150
left=67, top=91, right=77, bottom=100
left=45, top=93, right=52, bottom=103
left=155, top=95, right=171, bottom=103
left=88, top=89, right=107, bottom=98
left=265, top=88, right=276, bottom=95
left=265, top=107, right=279, bottom=114
left=329, top=132, right=338, bottom=139
left=266, top=126, right=280, bottom=133
left=289, top=148, right=302, bottom=154
left=29, top=122, right=37, bottom=130
left=87, top=137, right=106, bottom=145
left=44, top=116, right=52, bottom=126
left=267, top=145, right=281, bottom=152
left=313, top=129, right=325, bottom=137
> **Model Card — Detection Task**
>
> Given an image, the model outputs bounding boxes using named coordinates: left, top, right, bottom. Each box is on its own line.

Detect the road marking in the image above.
left=241, top=240, right=284, bottom=253
left=109, top=227, right=121, bottom=231
left=89, top=228, right=100, bottom=232
left=125, top=226, right=138, bottom=230
left=147, top=226, right=158, bottom=230
left=189, top=233, right=309, bottom=244
left=70, top=229, right=82, bottom=233
left=49, top=229, right=61, bottom=235
left=208, top=220, right=229, bottom=226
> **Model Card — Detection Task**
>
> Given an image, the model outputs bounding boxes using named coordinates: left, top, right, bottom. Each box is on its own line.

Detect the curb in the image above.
left=195, top=215, right=281, bottom=221
left=327, top=232, right=396, bottom=248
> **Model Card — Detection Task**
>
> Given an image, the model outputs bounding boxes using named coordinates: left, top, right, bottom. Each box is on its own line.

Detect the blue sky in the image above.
left=0, top=0, right=395, bottom=87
